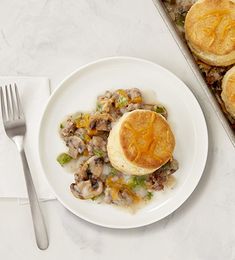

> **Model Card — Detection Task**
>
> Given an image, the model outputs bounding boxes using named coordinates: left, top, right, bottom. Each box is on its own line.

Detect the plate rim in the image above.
left=38, top=56, right=208, bottom=229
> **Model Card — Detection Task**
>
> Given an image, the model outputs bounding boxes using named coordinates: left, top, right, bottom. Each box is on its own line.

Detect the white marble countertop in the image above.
left=0, top=0, right=235, bottom=259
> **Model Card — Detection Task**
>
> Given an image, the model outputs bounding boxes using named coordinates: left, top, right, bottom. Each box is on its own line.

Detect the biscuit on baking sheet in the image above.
left=185, top=0, right=235, bottom=66
left=107, top=110, right=175, bottom=176
left=221, top=66, right=235, bottom=118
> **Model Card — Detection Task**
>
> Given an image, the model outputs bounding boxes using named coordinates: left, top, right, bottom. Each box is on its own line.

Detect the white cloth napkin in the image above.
left=0, top=77, right=55, bottom=199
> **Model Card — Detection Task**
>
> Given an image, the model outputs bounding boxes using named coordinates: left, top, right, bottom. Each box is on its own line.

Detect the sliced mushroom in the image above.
left=70, top=179, right=103, bottom=199
left=156, top=158, right=179, bottom=175
left=60, top=119, right=76, bottom=138
left=126, top=88, right=142, bottom=100
left=168, top=158, right=179, bottom=173
left=74, top=156, right=104, bottom=182
left=120, top=103, right=142, bottom=114
left=146, top=159, right=179, bottom=191
left=74, top=128, right=87, bottom=139
left=66, top=136, right=86, bottom=159
left=74, top=162, right=89, bottom=182
left=109, top=106, right=122, bottom=120
left=89, top=113, right=113, bottom=131
left=87, top=156, right=104, bottom=178
left=87, top=136, right=107, bottom=157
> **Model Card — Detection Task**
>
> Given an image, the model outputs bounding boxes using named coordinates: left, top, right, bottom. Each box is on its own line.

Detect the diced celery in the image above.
left=57, top=153, right=72, bottom=166
left=93, top=149, right=104, bottom=157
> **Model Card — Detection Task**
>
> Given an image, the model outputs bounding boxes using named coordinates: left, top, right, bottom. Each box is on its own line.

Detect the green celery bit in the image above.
left=91, top=196, right=99, bottom=201
left=57, top=153, right=72, bottom=166
left=91, top=194, right=103, bottom=201
left=155, top=106, right=165, bottom=114
left=94, top=149, right=104, bottom=157
left=118, top=96, right=128, bottom=107
left=175, top=11, right=186, bottom=27
left=96, top=103, right=102, bottom=112
left=128, top=176, right=146, bottom=189
left=146, top=191, right=153, bottom=200
left=110, top=167, right=117, bottom=176
left=60, top=123, right=64, bottom=129
left=176, top=16, right=185, bottom=26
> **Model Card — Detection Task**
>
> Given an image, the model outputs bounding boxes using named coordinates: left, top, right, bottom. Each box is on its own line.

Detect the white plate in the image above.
left=39, top=57, right=208, bottom=228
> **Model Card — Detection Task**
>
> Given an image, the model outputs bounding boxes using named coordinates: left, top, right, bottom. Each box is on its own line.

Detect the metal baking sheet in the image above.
left=152, top=0, right=235, bottom=147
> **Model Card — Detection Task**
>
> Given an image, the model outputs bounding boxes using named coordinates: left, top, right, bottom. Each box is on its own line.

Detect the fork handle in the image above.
left=20, top=149, right=49, bottom=250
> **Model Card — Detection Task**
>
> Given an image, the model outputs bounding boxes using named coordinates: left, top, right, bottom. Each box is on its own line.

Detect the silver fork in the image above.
left=0, top=84, right=49, bottom=250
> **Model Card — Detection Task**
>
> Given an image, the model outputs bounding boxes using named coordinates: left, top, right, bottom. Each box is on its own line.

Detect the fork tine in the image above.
left=14, top=83, right=24, bottom=118
left=0, top=87, right=7, bottom=122
left=5, top=85, right=12, bottom=120
left=9, top=84, right=17, bottom=119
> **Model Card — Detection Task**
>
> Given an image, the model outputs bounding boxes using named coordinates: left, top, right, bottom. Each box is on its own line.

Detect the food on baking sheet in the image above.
left=162, top=0, right=235, bottom=129
left=185, top=0, right=235, bottom=66
left=222, top=66, right=235, bottom=118
left=57, top=88, right=178, bottom=211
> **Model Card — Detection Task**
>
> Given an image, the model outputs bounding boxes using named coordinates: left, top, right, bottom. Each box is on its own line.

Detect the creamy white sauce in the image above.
left=142, top=89, right=157, bottom=104
left=64, top=156, right=88, bottom=173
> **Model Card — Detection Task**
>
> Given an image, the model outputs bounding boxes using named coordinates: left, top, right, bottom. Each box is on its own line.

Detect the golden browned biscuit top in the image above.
left=222, top=66, right=235, bottom=117
left=119, top=110, right=175, bottom=169
left=226, top=74, right=235, bottom=100
left=185, top=0, right=235, bottom=56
